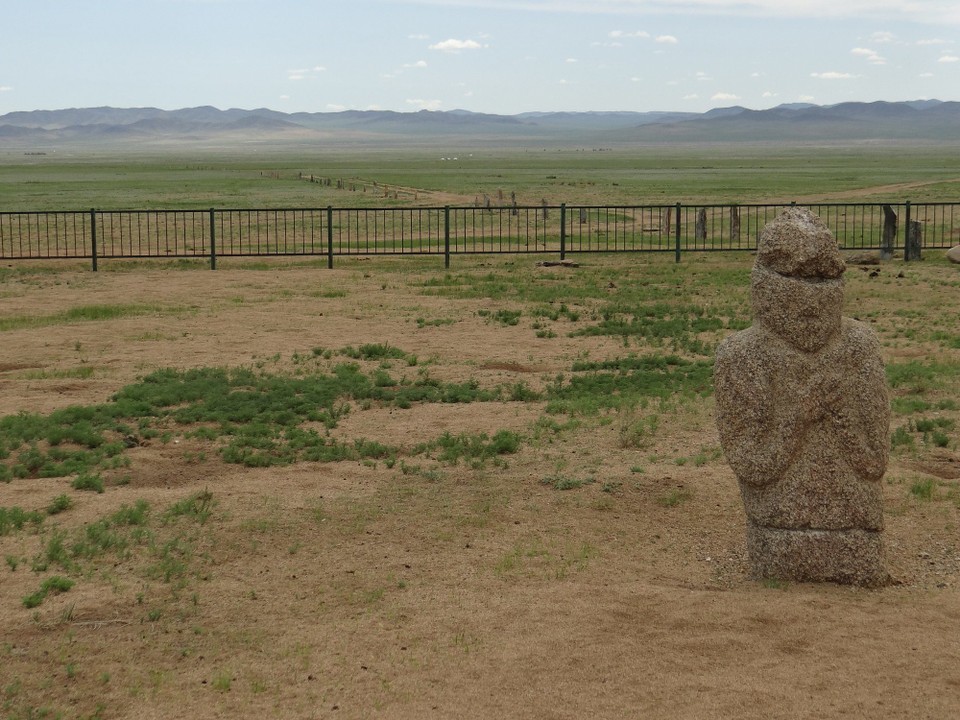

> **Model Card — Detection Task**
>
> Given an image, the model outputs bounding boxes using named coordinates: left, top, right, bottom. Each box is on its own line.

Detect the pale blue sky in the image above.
left=1, top=0, right=958, bottom=115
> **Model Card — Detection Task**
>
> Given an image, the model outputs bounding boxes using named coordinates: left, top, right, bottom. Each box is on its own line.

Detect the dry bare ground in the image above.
left=1, top=254, right=958, bottom=719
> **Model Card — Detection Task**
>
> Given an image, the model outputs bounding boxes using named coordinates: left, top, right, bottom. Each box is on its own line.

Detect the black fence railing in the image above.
left=1, top=202, right=957, bottom=269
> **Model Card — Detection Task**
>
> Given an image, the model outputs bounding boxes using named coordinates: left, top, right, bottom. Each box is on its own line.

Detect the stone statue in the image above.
left=714, top=207, right=890, bottom=586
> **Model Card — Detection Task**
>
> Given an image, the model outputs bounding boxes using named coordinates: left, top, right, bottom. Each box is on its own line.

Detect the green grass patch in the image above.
left=0, top=303, right=187, bottom=332
left=22, top=575, right=74, bottom=609
left=532, top=303, right=581, bottom=322
left=890, top=426, right=915, bottom=451
left=20, top=366, right=95, bottom=381
left=21, top=494, right=210, bottom=606
left=414, top=430, right=522, bottom=466
left=416, top=316, right=457, bottom=328
left=618, top=413, right=660, bottom=449
left=546, top=354, right=713, bottom=415
left=892, top=397, right=959, bottom=415
left=164, top=490, right=214, bottom=525
left=0, top=506, right=45, bottom=536
left=71, top=472, right=105, bottom=493
left=340, top=343, right=409, bottom=361
left=571, top=302, right=726, bottom=355
left=891, top=417, right=955, bottom=451
left=657, top=487, right=693, bottom=507
left=478, top=308, right=522, bottom=326
left=46, top=494, right=72, bottom=515
left=886, top=360, right=960, bottom=395
left=909, top=477, right=937, bottom=501
left=928, top=330, right=960, bottom=349
left=1, top=363, right=512, bottom=476
left=541, top=475, right=595, bottom=491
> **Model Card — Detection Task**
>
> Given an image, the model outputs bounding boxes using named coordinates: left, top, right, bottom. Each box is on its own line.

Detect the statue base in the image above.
left=747, top=524, right=890, bottom=587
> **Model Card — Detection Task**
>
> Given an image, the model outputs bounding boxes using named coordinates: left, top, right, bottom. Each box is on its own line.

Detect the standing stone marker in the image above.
left=714, top=207, right=891, bottom=586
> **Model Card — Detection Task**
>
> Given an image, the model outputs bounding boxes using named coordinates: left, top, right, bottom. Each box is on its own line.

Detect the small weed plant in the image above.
left=658, top=487, right=693, bottom=507
left=22, top=575, right=74, bottom=609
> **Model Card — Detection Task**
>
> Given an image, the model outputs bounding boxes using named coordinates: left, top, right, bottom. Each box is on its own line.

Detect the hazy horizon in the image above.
left=2, top=1, right=958, bottom=117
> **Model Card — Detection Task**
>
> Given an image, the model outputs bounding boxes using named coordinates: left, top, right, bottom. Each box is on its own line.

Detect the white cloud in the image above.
left=406, top=98, right=443, bottom=110
left=917, top=38, right=947, bottom=45
left=288, top=66, right=325, bottom=81
left=326, top=103, right=347, bottom=112
left=695, top=71, right=711, bottom=81
left=683, top=94, right=699, bottom=100
left=762, top=91, right=779, bottom=98
left=799, top=94, right=816, bottom=102
left=939, top=54, right=960, bottom=62
left=0, top=85, right=12, bottom=92
left=408, top=33, right=429, bottom=40
left=871, top=31, right=896, bottom=43
left=712, top=92, right=740, bottom=101
left=429, top=38, right=483, bottom=52
left=851, top=47, right=885, bottom=64
left=394, top=1, right=960, bottom=25
left=566, top=57, right=578, bottom=63
left=655, top=35, right=678, bottom=44
left=403, top=60, right=428, bottom=68
left=919, top=72, right=935, bottom=77
left=609, top=30, right=650, bottom=38
left=811, top=71, right=858, bottom=79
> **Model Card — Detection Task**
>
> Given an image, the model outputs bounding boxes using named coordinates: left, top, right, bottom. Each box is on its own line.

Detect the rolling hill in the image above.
left=0, top=100, right=957, bottom=148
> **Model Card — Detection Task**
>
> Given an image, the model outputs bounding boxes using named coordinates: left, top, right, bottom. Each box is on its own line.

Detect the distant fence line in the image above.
left=1, top=202, right=957, bottom=270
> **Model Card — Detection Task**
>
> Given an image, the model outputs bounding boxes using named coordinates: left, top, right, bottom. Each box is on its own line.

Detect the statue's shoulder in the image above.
left=716, top=326, right=771, bottom=379
left=839, top=317, right=881, bottom=351
left=717, top=325, right=761, bottom=361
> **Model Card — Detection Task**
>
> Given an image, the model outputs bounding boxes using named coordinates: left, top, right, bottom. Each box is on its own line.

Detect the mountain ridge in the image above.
left=1, top=100, right=958, bottom=146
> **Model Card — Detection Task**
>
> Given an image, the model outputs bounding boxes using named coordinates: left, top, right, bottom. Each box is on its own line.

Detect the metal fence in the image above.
left=1, top=202, right=957, bottom=269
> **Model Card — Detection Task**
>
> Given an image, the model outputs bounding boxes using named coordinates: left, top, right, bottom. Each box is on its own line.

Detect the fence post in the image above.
left=90, top=208, right=98, bottom=272
left=209, top=208, right=217, bottom=270
left=326, top=206, right=334, bottom=269
left=881, top=204, right=897, bottom=261
left=903, top=201, right=912, bottom=262
left=674, top=203, right=682, bottom=263
left=695, top=208, right=707, bottom=245
left=560, top=203, right=566, bottom=261
left=444, top=206, right=451, bottom=269
left=906, top=220, right=923, bottom=261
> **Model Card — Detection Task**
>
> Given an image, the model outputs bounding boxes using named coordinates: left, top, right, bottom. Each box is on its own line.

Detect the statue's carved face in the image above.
left=751, top=265, right=843, bottom=352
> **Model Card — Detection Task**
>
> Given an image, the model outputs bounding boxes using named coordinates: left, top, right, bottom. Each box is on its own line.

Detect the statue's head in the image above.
left=751, top=207, right=846, bottom=352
